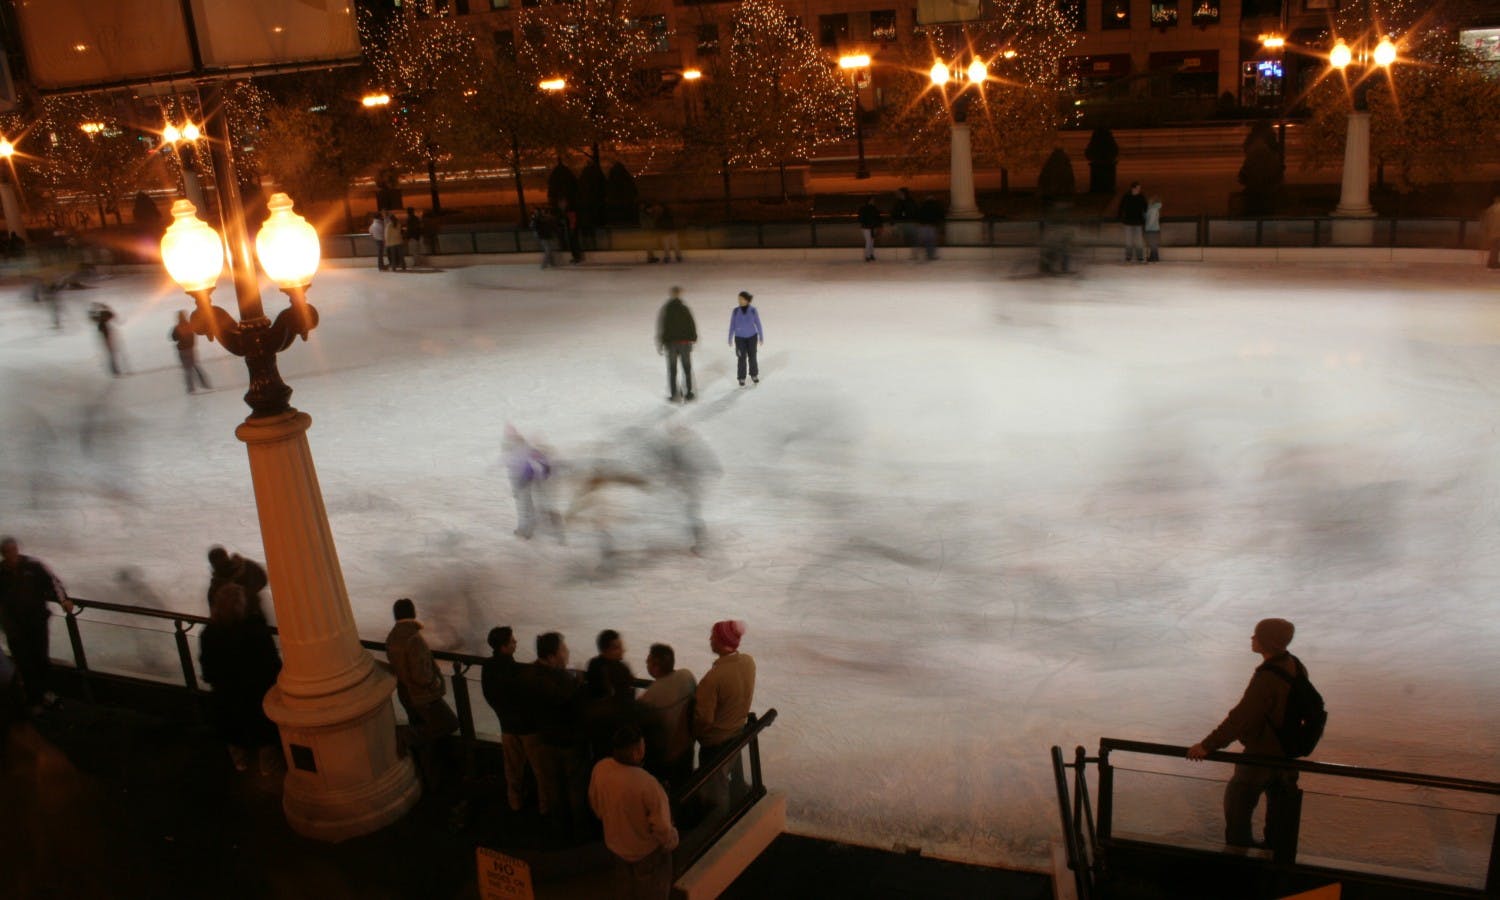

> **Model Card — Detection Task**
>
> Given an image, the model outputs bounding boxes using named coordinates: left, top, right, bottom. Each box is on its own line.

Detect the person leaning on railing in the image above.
left=1187, top=618, right=1303, bottom=850
left=693, top=620, right=755, bottom=781
left=0, top=536, right=72, bottom=714
left=481, top=626, right=535, bottom=813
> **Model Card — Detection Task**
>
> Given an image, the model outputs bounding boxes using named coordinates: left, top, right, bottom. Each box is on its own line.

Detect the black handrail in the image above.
left=1100, top=738, right=1500, bottom=796
left=672, top=708, right=778, bottom=803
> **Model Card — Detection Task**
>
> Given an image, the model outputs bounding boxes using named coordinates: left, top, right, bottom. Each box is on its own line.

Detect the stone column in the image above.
left=238, top=410, right=419, bottom=841
left=0, top=182, right=22, bottom=238
left=947, top=122, right=984, bottom=244
left=1333, top=110, right=1375, bottom=218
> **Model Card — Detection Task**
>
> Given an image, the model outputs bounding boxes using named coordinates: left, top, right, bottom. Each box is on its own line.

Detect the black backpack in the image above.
left=1259, top=657, right=1327, bottom=758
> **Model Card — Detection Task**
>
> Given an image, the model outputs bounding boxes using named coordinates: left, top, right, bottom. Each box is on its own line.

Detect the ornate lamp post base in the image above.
left=239, top=410, right=421, bottom=840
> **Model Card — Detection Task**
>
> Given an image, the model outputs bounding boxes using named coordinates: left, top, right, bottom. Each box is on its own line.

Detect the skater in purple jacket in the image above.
left=727, top=291, right=764, bottom=387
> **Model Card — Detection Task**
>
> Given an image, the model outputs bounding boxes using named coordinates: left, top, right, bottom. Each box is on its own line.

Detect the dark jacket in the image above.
left=481, top=653, right=536, bottom=735
left=171, top=322, right=195, bottom=352
left=915, top=198, right=945, bottom=226
left=200, top=613, right=282, bottom=747
left=892, top=192, right=915, bottom=222
left=1200, top=652, right=1301, bottom=756
left=1119, top=191, right=1148, bottom=226
left=0, top=556, right=65, bottom=628
left=857, top=202, right=883, bottom=230
left=521, top=663, right=582, bottom=747
left=207, top=554, right=268, bottom=618
left=657, top=298, right=697, bottom=347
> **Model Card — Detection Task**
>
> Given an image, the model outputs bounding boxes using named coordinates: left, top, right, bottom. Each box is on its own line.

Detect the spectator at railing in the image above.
left=199, top=584, right=281, bottom=775
left=694, top=619, right=755, bottom=777
left=1187, top=617, right=1304, bottom=850
left=518, top=631, right=589, bottom=837
left=0, top=536, right=72, bottom=714
left=589, top=723, right=678, bottom=900
left=206, top=545, right=268, bottom=621
left=638, top=642, right=695, bottom=788
left=385, top=598, right=459, bottom=789
left=481, top=626, right=534, bottom=813
left=582, top=629, right=641, bottom=763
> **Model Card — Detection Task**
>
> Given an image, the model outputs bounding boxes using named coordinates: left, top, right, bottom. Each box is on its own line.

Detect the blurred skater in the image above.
left=727, top=291, right=764, bottom=387
left=505, top=425, right=561, bottom=540
left=200, top=584, right=282, bottom=774
left=170, top=311, right=211, bottom=393
left=656, top=287, right=697, bottom=402
left=89, top=302, right=121, bottom=375
left=646, top=424, right=721, bottom=554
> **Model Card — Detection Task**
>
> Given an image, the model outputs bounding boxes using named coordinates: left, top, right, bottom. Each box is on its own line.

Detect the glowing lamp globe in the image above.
left=162, top=123, right=182, bottom=144
left=929, top=62, right=951, bottom=86
left=0, top=138, right=13, bottom=158
left=1329, top=40, right=1352, bottom=69
left=967, top=60, right=988, bottom=84
left=1373, top=38, right=1397, bottom=67
left=182, top=123, right=201, bottom=141
left=161, top=199, right=224, bottom=293
left=255, top=193, right=320, bottom=289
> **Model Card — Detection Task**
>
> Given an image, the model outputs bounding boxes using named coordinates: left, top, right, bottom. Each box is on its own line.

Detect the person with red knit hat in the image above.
left=1187, top=617, right=1305, bottom=850
left=694, top=620, right=756, bottom=791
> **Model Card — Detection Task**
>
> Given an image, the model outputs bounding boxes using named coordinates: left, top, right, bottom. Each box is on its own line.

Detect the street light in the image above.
left=0, top=136, right=24, bottom=236
left=1328, top=26, right=1397, bottom=220
left=161, top=87, right=419, bottom=839
left=838, top=53, right=872, bottom=180
left=161, top=119, right=209, bottom=215
left=539, top=78, right=566, bottom=92
left=361, top=93, right=391, bottom=108
left=929, top=56, right=987, bottom=232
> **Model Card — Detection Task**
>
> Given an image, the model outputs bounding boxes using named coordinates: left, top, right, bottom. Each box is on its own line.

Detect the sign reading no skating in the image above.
left=476, top=847, right=534, bottom=900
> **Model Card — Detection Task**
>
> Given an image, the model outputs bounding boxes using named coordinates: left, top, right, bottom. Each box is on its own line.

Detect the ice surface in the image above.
left=2, top=258, right=1498, bottom=870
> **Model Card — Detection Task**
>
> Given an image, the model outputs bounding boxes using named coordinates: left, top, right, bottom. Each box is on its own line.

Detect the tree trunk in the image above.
left=1000, top=167, right=1009, bottom=194
left=778, top=162, right=788, bottom=202
left=342, top=191, right=355, bottom=234
left=511, top=133, right=529, bottom=227
left=721, top=158, right=733, bottom=220
left=427, top=152, right=442, bottom=213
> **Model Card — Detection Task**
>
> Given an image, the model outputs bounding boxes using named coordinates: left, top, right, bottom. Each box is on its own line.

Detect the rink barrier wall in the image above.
left=38, top=595, right=781, bottom=883
left=1052, top=738, right=1500, bottom=900
left=314, top=214, right=1487, bottom=268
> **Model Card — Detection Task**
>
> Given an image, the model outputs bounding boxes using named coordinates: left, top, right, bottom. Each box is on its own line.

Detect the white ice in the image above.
left=2, top=256, right=1498, bottom=873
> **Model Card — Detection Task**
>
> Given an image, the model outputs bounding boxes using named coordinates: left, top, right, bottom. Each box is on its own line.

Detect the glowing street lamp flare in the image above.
left=160, top=199, right=225, bottom=294
left=929, top=61, right=951, bottom=86
left=182, top=123, right=201, bottom=141
left=80, top=122, right=105, bottom=134
left=1261, top=34, right=1286, bottom=49
left=1329, top=40, right=1352, bottom=69
left=255, top=193, right=321, bottom=291
left=0, top=139, right=13, bottom=158
left=967, top=59, right=988, bottom=84
left=539, top=78, right=566, bottom=92
left=839, top=54, right=871, bottom=70
left=162, top=123, right=182, bottom=143
left=361, top=93, right=391, bottom=107
left=682, top=68, right=702, bottom=81
left=1373, top=38, right=1397, bottom=67
left=1002, top=49, right=1018, bottom=59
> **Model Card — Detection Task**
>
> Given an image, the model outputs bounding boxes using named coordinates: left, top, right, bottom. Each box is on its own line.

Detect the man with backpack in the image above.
left=1187, top=618, right=1324, bottom=851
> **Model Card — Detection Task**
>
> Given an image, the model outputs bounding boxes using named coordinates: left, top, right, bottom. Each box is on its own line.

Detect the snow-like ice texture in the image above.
left=2, top=258, right=1498, bottom=873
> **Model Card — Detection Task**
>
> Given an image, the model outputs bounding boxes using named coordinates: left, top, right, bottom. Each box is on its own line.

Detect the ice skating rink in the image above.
left=2, top=257, right=1497, bottom=871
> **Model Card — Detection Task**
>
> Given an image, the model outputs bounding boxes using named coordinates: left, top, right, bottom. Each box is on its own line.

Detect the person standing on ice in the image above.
left=368, top=212, right=387, bottom=271
left=727, top=291, right=763, bottom=387
left=504, top=425, right=557, bottom=539
left=1187, top=618, right=1303, bottom=850
left=89, top=302, right=122, bottom=376
left=656, top=287, right=697, bottom=402
left=856, top=197, right=883, bottom=262
left=1117, top=182, right=1148, bottom=263
left=170, top=310, right=212, bottom=394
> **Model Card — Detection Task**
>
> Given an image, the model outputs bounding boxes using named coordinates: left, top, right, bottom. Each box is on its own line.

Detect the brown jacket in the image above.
left=694, top=651, right=755, bottom=748
left=1200, top=652, right=1301, bottom=756
left=385, top=619, right=446, bottom=707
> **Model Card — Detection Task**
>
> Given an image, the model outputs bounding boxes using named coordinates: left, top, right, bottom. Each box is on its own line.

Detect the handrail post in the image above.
left=747, top=712, right=763, bottom=789
left=173, top=619, right=200, bottom=694
left=1096, top=743, right=1114, bottom=842
left=450, top=660, right=476, bottom=742
left=63, top=605, right=93, bottom=701
left=1486, top=812, right=1499, bottom=895
left=1051, top=746, right=1087, bottom=900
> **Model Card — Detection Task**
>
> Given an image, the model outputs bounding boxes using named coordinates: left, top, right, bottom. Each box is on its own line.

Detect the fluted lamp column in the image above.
left=161, top=196, right=419, bottom=841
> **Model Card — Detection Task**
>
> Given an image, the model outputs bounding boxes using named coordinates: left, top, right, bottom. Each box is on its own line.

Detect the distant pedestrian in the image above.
left=589, top=724, right=679, bottom=900
left=1187, top=618, right=1308, bottom=850
left=656, top=287, right=697, bottom=403
left=892, top=187, right=917, bottom=258
left=656, top=203, right=681, bottom=263
left=915, top=195, right=944, bottom=261
left=385, top=598, right=460, bottom=788
left=207, top=545, right=269, bottom=621
left=89, top=302, right=121, bottom=375
left=638, top=643, right=695, bottom=786
left=557, top=198, right=583, bottom=264
left=641, top=202, right=660, bottom=263
left=1144, top=196, right=1163, bottom=264
left=1118, top=182, right=1148, bottom=263
left=727, top=291, right=763, bottom=387
left=481, top=626, right=535, bottom=812
left=0, top=537, right=71, bottom=713
left=404, top=207, right=424, bottom=267
left=369, top=213, right=387, bottom=271
left=857, top=197, right=883, bottom=262
left=384, top=211, right=406, bottom=271
left=1482, top=195, right=1500, bottom=269
left=530, top=207, right=557, bottom=269
left=170, top=311, right=211, bottom=393
left=200, top=583, right=282, bottom=774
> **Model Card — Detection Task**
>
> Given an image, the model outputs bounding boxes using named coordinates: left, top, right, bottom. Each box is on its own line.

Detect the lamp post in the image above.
left=680, top=67, right=702, bottom=127
left=838, top=53, right=872, bottom=180
left=161, top=119, right=209, bottom=216
left=0, top=137, right=25, bottom=239
left=1329, top=33, right=1397, bottom=220
left=930, top=58, right=987, bottom=239
left=160, top=96, right=419, bottom=840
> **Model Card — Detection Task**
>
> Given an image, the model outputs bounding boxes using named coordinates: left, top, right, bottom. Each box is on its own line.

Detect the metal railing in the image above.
left=323, top=214, right=1484, bottom=260
left=1052, top=737, right=1500, bottom=899
left=39, top=594, right=778, bottom=871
